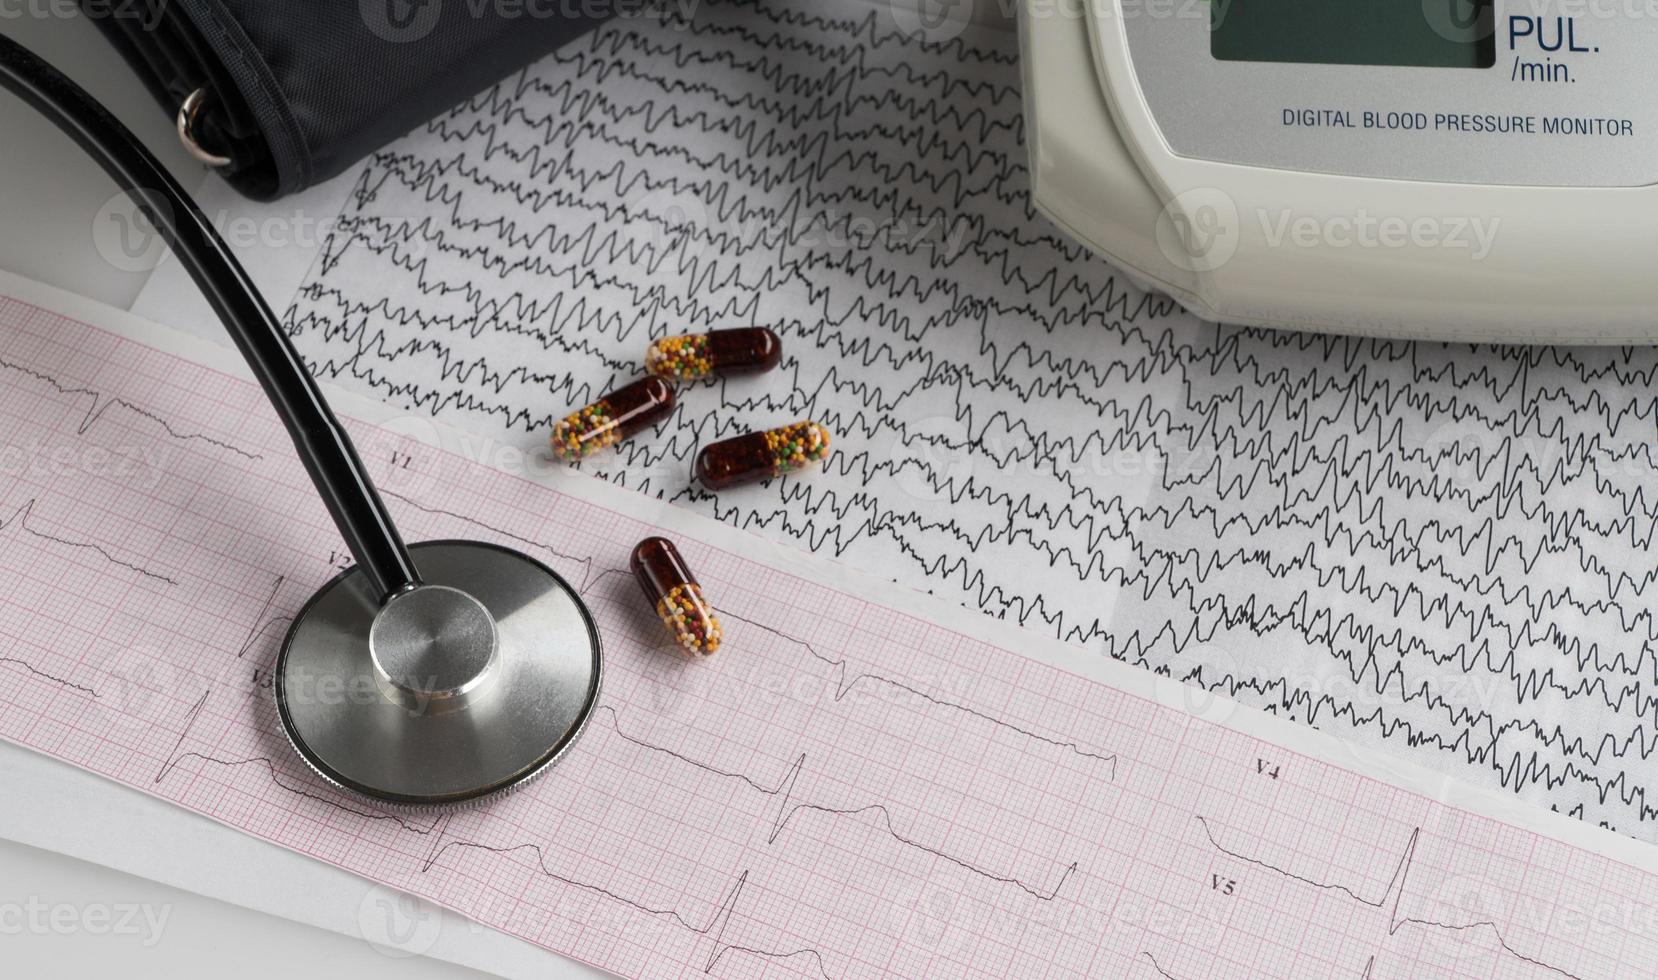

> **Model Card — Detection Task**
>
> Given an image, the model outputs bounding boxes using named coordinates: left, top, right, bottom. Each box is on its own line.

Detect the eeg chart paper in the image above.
left=10, top=287, right=1658, bottom=978
left=129, top=0, right=1658, bottom=845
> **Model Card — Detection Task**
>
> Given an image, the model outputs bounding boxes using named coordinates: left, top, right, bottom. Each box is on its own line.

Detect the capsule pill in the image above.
left=693, top=421, right=831, bottom=490
left=630, top=536, right=722, bottom=656
left=646, top=327, right=782, bottom=381
left=550, top=377, right=676, bottom=461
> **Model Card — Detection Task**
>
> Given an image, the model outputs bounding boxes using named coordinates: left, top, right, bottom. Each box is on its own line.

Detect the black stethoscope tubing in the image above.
left=0, top=34, right=420, bottom=601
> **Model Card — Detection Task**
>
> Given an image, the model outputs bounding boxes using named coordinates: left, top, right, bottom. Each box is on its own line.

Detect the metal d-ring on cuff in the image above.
left=176, top=87, right=231, bottom=167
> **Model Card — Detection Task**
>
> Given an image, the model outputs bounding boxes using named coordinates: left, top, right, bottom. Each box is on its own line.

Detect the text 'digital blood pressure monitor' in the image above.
left=1125, top=1, right=1654, bottom=186
left=1020, top=0, right=1658, bottom=341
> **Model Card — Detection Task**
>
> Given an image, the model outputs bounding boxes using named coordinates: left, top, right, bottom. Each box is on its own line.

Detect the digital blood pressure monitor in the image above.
left=1020, top=0, right=1658, bottom=341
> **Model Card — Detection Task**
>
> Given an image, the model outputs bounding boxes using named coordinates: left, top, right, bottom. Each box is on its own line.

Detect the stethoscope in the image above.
left=0, top=36, right=601, bottom=809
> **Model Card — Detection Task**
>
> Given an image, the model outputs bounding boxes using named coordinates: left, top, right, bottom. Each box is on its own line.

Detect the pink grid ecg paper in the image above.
left=1, top=291, right=1656, bottom=979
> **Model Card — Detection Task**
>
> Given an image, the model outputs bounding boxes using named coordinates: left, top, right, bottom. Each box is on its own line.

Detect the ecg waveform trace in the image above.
left=1197, top=815, right=1579, bottom=979
left=2, top=282, right=1657, bottom=978
left=227, top=0, right=1658, bottom=838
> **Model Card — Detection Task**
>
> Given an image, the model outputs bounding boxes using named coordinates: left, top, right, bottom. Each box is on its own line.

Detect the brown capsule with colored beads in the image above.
left=694, top=420, right=831, bottom=490
left=631, top=536, right=722, bottom=657
left=645, top=327, right=782, bottom=381
left=549, top=376, right=676, bottom=461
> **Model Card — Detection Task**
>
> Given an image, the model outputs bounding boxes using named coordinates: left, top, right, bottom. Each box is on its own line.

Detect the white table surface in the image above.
left=0, top=835, right=489, bottom=980
left=0, top=11, right=202, bottom=307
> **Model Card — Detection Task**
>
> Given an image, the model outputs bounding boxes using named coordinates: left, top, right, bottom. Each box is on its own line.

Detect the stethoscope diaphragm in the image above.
left=276, top=540, right=602, bottom=810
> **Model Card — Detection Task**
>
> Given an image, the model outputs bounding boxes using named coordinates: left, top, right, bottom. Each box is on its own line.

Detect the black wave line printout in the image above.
left=130, top=0, right=1658, bottom=840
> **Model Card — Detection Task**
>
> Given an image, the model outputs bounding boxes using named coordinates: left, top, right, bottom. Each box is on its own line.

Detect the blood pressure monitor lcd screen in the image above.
left=1210, top=0, right=1495, bottom=68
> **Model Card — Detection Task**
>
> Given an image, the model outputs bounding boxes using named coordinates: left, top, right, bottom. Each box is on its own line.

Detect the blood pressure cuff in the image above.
left=79, top=0, right=611, bottom=200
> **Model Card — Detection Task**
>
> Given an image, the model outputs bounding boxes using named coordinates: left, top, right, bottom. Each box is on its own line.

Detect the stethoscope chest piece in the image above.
left=0, top=39, right=602, bottom=814
left=276, top=540, right=602, bottom=809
